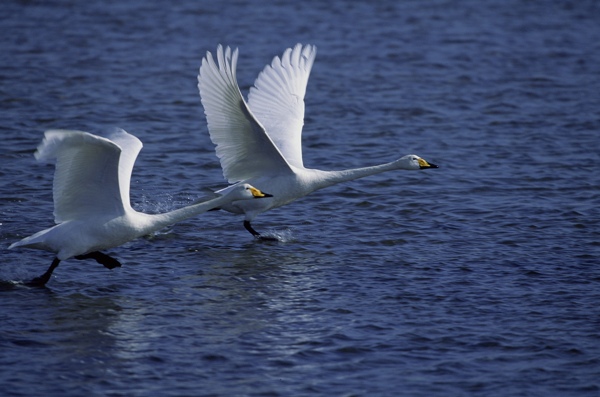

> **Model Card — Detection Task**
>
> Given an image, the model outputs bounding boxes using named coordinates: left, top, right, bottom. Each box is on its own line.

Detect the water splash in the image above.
left=259, top=228, right=296, bottom=243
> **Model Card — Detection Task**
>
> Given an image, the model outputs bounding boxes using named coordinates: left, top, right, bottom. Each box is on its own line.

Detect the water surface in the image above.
left=1, top=1, right=599, bottom=396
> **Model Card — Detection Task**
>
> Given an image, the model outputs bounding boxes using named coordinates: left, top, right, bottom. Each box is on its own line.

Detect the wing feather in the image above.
left=198, top=45, right=291, bottom=184
left=104, top=128, right=143, bottom=210
left=247, top=44, right=317, bottom=169
left=35, top=129, right=141, bottom=223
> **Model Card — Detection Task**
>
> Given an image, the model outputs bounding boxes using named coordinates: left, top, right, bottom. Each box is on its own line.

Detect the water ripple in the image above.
left=1, top=1, right=600, bottom=396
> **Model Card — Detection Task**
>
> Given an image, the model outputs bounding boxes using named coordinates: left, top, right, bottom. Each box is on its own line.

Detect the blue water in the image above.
left=1, top=0, right=599, bottom=396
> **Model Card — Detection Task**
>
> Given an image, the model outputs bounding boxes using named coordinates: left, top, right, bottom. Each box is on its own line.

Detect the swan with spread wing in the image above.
left=10, top=129, right=271, bottom=286
left=198, top=44, right=437, bottom=239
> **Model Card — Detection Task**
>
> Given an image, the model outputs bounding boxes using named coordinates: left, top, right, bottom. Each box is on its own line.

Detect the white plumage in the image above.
left=197, top=44, right=438, bottom=238
left=10, top=128, right=271, bottom=285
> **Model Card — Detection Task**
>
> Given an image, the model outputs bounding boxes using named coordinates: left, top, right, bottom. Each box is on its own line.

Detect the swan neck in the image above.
left=147, top=195, right=227, bottom=230
left=316, top=161, right=398, bottom=188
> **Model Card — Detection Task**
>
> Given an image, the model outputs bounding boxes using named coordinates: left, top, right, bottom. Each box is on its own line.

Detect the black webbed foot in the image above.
left=25, top=276, right=51, bottom=288
left=75, top=252, right=122, bottom=269
left=26, top=257, right=60, bottom=287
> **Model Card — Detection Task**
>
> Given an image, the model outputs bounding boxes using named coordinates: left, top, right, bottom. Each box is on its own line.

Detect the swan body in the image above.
left=198, top=44, right=438, bottom=238
left=9, top=129, right=271, bottom=285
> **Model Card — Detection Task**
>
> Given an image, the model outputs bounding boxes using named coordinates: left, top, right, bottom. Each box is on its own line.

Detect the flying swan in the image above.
left=9, top=129, right=271, bottom=286
left=197, top=44, right=438, bottom=239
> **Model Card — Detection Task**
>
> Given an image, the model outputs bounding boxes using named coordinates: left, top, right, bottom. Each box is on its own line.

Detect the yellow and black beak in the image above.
left=418, top=158, right=439, bottom=169
left=249, top=186, right=273, bottom=198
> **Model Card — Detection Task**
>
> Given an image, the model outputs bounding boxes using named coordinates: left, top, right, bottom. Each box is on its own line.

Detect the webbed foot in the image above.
left=75, top=252, right=122, bottom=269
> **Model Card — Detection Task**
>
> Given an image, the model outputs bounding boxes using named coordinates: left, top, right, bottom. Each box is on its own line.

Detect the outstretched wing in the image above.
left=248, top=44, right=316, bottom=169
left=197, top=45, right=292, bottom=184
left=104, top=128, right=143, bottom=211
left=35, top=129, right=142, bottom=223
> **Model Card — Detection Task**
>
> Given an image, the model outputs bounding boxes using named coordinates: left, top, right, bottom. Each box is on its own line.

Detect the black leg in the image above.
left=243, top=220, right=279, bottom=241
left=244, top=220, right=262, bottom=237
left=75, top=252, right=122, bottom=269
left=26, top=257, right=60, bottom=287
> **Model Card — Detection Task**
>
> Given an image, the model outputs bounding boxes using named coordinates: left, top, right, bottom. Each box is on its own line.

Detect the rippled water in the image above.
left=1, top=1, right=599, bottom=396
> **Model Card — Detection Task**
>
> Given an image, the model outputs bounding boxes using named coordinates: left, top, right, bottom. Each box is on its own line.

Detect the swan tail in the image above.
left=9, top=229, right=53, bottom=252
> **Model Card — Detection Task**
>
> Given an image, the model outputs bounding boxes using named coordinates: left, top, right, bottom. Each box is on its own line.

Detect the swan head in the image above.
left=398, top=155, right=438, bottom=170
left=226, top=183, right=273, bottom=201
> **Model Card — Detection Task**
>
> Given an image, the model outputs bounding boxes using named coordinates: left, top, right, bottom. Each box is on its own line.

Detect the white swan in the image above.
left=9, top=129, right=271, bottom=286
left=197, top=44, right=438, bottom=239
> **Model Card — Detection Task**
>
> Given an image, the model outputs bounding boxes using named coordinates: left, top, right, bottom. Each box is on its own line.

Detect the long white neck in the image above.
left=309, top=160, right=404, bottom=191
left=138, top=194, right=232, bottom=233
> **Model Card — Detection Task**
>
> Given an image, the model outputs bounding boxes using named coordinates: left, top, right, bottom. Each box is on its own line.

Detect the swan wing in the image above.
left=104, top=128, right=143, bottom=211
left=35, top=129, right=142, bottom=223
left=198, top=45, right=292, bottom=184
left=247, top=44, right=316, bottom=169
